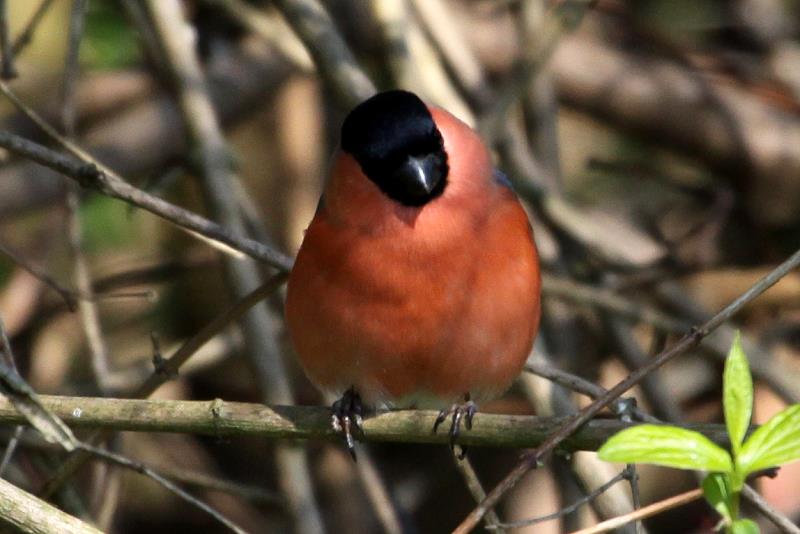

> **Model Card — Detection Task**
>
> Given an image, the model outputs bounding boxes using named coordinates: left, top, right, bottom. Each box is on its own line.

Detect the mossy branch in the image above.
left=0, top=395, right=731, bottom=451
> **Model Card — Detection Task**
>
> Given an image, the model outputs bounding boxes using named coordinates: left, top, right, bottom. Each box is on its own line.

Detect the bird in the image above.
left=285, top=90, right=541, bottom=457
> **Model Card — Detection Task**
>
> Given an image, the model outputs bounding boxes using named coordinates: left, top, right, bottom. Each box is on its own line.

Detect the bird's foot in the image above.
left=331, top=387, right=364, bottom=461
left=433, top=394, right=477, bottom=459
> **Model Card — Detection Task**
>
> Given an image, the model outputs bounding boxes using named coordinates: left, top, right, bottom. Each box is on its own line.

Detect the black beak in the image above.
left=392, top=154, right=445, bottom=202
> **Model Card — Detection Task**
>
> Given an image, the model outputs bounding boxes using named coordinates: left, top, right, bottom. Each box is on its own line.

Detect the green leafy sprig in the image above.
left=598, top=333, right=800, bottom=533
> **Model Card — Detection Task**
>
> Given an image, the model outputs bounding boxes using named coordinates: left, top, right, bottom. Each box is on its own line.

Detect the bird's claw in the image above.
left=433, top=394, right=477, bottom=459
left=331, top=387, right=364, bottom=461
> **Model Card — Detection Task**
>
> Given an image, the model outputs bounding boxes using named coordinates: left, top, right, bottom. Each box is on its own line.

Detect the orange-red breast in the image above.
left=286, top=90, right=541, bottom=453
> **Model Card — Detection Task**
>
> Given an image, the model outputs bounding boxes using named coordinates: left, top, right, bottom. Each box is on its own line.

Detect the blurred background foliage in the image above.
left=0, top=0, right=799, bottom=533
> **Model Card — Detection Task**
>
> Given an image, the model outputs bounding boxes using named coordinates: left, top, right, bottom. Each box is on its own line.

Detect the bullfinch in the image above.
left=286, top=90, right=541, bottom=457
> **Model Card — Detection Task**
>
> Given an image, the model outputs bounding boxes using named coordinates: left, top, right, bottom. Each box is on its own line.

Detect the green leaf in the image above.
left=598, top=424, right=733, bottom=472
left=738, top=404, right=800, bottom=475
left=702, top=473, right=735, bottom=522
left=724, top=332, right=753, bottom=456
left=730, top=518, right=759, bottom=534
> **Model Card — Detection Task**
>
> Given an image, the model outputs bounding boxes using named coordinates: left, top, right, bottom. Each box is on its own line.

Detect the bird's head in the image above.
left=340, top=90, right=449, bottom=208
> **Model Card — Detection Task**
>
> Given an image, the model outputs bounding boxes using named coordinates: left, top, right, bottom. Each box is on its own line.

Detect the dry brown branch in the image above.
left=272, top=0, right=375, bottom=110
left=0, top=476, right=101, bottom=534
left=569, top=488, right=704, bottom=534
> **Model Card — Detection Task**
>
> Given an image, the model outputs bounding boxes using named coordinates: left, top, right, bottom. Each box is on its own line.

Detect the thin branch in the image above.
left=489, top=468, right=630, bottom=529
left=0, top=239, right=152, bottom=311
left=0, top=316, right=23, bottom=478
left=66, top=191, right=115, bottom=392
left=524, top=360, right=660, bottom=423
left=0, top=395, right=732, bottom=449
left=11, top=0, right=56, bottom=55
left=0, top=0, right=16, bottom=79
left=453, top=454, right=505, bottom=533
left=454, top=246, right=800, bottom=533
left=0, top=317, right=78, bottom=451
left=0, top=85, right=294, bottom=272
left=271, top=0, right=375, bottom=110
left=352, top=450, right=405, bottom=534
left=151, top=463, right=283, bottom=506
left=210, top=0, right=313, bottom=71
left=544, top=274, right=800, bottom=406
left=0, top=426, right=23, bottom=477
left=61, top=0, right=87, bottom=135
left=741, top=484, right=800, bottom=534
left=542, top=274, right=688, bottom=333
left=409, top=0, right=492, bottom=109
left=61, top=0, right=114, bottom=397
left=524, top=360, right=605, bottom=401
left=479, top=0, right=594, bottom=142
left=569, top=488, right=704, bottom=534
left=78, top=443, right=247, bottom=534
left=4, top=319, right=249, bottom=532
left=0, top=240, right=77, bottom=310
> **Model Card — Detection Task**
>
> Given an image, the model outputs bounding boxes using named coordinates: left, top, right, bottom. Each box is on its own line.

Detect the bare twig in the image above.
left=0, top=81, right=294, bottom=271
left=11, top=0, right=56, bottom=55
left=79, top=443, right=248, bottom=534
left=542, top=274, right=688, bottom=333
left=741, top=484, right=800, bottom=534
left=0, top=0, right=16, bottom=79
left=524, top=360, right=660, bottom=423
left=371, top=0, right=473, bottom=123
left=61, top=0, right=115, bottom=397
left=271, top=0, right=375, bottom=110
left=136, top=271, right=286, bottom=393
left=453, top=454, right=505, bottom=533
left=0, top=125, right=294, bottom=271
left=409, top=0, right=492, bottom=109
left=0, top=318, right=24, bottom=478
left=0, top=241, right=78, bottom=310
left=480, top=0, right=593, bottom=142
left=210, top=0, right=313, bottom=71
left=490, top=468, right=631, bottom=529
left=454, top=246, right=800, bottom=533
left=569, top=488, right=704, bottom=534
left=353, top=450, right=405, bottom=534
left=152, top=463, right=283, bottom=506
left=0, top=317, right=78, bottom=451
left=606, top=319, right=683, bottom=423
left=61, top=0, right=87, bottom=135
left=0, top=426, right=23, bottom=477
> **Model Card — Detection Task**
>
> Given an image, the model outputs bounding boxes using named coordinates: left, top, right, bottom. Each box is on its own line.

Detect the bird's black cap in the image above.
left=341, top=90, right=448, bottom=207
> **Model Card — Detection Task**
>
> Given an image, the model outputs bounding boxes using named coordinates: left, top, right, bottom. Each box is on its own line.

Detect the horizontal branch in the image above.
left=0, top=395, right=731, bottom=451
